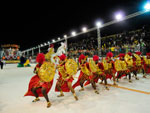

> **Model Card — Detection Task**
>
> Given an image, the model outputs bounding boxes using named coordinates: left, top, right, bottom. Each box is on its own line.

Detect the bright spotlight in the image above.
left=82, top=27, right=87, bottom=32
left=96, top=21, right=102, bottom=28
left=52, top=39, right=55, bottom=42
left=58, top=37, right=60, bottom=40
left=144, top=2, right=150, bottom=11
left=71, top=31, right=76, bottom=36
left=115, top=13, right=124, bottom=21
left=64, top=35, right=67, bottom=38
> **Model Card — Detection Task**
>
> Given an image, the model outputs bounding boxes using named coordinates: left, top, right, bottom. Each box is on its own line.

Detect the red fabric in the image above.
left=24, top=75, right=53, bottom=97
left=84, top=75, right=98, bottom=86
left=119, top=53, right=125, bottom=58
left=106, top=74, right=112, bottom=79
left=36, top=53, right=45, bottom=64
left=127, top=52, right=132, bottom=56
left=59, top=54, right=66, bottom=61
left=98, top=63, right=104, bottom=70
left=86, top=63, right=90, bottom=71
left=93, top=55, right=99, bottom=61
left=73, top=71, right=84, bottom=89
left=105, top=70, right=116, bottom=80
left=144, top=64, right=150, bottom=74
left=146, top=53, right=150, bottom=56
left=106, top=52, right=113, bottom=58
left=55, top=72, right=74, bottom=92
left=104, top=60, right=116, bottom=80
left=50, top=44, right=54, bottom=48
left=116, top=71, right=126, bottom=79
left=78, top=54, right=86, bottom=63
left=106, top=74, right=113, bottom=79
left=135, top=51, right=141, bottom=55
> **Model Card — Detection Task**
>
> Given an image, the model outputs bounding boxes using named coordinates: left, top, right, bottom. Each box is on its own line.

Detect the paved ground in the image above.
left=0, top=64, right=150, bottom=113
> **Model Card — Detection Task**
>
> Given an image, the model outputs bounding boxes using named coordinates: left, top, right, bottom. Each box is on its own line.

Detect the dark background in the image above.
left=0, top=0, right=149, bottom=50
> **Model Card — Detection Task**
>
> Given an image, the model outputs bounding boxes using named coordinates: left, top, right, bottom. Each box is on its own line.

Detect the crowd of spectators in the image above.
left=67, top=25, right=150, bottom=58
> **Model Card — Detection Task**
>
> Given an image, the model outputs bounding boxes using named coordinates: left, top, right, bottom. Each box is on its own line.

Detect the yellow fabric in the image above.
left=45, top=48, right=54, bottom=62
left=111, top=47, right=115, bottom=51
left=102, top=59, right=109, bottom=70
left=125, top=54, right=133, bottom=67
left=24, top=59, right=30, bottom=66
left=80, top=63, right=91, bottom=76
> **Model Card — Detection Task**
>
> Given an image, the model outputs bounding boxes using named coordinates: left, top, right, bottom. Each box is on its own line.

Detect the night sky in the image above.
left=0, top=0, right=149, bottom=50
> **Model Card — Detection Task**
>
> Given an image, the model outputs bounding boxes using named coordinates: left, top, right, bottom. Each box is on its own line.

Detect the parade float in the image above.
left=0, top=44, right=21, bottom=63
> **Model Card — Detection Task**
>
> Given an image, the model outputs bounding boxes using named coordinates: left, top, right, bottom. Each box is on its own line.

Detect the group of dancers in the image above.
left=24, top=44, right=150, bottom=108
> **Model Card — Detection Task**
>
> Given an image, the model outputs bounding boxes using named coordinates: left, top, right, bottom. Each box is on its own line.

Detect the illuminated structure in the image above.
left=0, top=44, right=21, bottom=60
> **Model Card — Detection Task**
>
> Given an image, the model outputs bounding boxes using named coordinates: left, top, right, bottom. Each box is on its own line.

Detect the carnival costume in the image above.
left=102, top=52, right=117, bottom=85
left=73, top=54, right=99, bottom=94
left=115, top=53, right=132, bottom=82
left=143, top=52, right=150, bottom=74
left=24, top=46, right=56, bottom=108
left=84, top=55, right=109, bottom=90
left=55, top=54, right=78, bottom=100
left=132, top=51, right=145, bottom=79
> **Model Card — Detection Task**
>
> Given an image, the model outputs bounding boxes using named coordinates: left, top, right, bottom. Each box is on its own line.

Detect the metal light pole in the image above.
left=32, top=48, right=34, bottom=57
left=97, top=28, right=101, bottom=57
left=27, top=50, right=29, bottom=57
left=96, top=22, right=102, bottom=57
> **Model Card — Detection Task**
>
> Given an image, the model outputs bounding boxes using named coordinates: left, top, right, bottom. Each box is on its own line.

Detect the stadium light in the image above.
left=144, top=2, right=150, bottom=11
left=52, top=39, right=55, bottom=42
left=64, top=35, right=67, bottom=38
left=96, top=21, right=102, bottom=28
left=115, top=12, right=124, bottom=21
left=82, top=27, right=87, bottom=32
left=71, top=31, right=76, bottom=36
left=58, top=37, right=60, bottom=40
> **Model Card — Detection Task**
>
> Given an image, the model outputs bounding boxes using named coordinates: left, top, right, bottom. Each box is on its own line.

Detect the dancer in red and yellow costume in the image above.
left=143, top=52, right=150, bottom=75
left=55, top=54, right=78, bottom=100
left=24, top=53, right=54, bottom=108
left=115, top=53, right=132, bottom=82
left=102, top=52, right=117, bottom=85
left=73, top=54, right=99, bottom=94
left=132, top=51, right=145, bottom=79
left=84, top=55, right=109, bottom=90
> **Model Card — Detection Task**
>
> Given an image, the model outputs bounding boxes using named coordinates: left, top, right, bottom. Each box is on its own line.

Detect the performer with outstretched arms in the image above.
left=55, top=54, right=78, bottom=100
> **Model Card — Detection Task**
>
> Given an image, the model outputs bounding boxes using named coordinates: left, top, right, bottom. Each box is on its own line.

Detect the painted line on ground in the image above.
left=107, top=84, right=150, bottom=95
